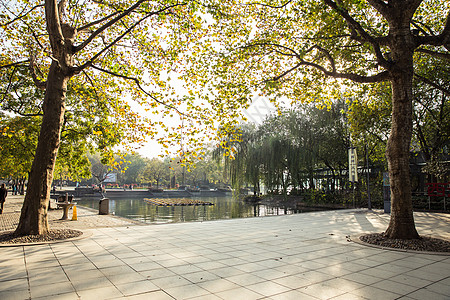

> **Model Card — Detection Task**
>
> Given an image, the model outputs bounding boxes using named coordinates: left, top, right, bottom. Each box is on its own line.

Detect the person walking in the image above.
left=0, top=183, right=7, bottom=214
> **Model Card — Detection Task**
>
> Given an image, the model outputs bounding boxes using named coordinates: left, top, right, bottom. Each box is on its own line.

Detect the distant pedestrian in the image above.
left=0, top=183, right=7, bottom=214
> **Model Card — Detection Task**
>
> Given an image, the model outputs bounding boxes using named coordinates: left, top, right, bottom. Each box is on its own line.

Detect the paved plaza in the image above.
left=0, top=195, right=449, bottom=299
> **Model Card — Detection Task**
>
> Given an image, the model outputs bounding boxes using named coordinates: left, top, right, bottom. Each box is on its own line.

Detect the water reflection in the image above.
left=77, top=196, right=300, bottom=224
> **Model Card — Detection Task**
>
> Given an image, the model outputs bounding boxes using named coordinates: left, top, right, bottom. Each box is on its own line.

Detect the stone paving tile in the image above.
left=181, top=270, right=221, bottom=283
left=272, top=274, right=311, bottom=289
left=77, top=285, right=123, bottom=299
left=225, top=273, right=267, bottom=286
left=372, top=279, right=421, bottom=295
left=140, top=267, right=177, bottom=280
left=269, top=289, right=319, bottom=300
left=0, top=277, right=29, bottom=292
left=30, top=281, right=75, bottom=299
left=206, top=265, right=245, bottom=278
left=215, top=286, right=265, bottom=300
left=341, top=271, right=385, bottom=286
left=245, top=281, right=290, bottom=297
left=34, top=292, right=80, bottom=300
left=115, top=279, right=160, bottom=296
left=330, top=292, right=367, bottom=300
left=406, top=287, right=450, bottom=300
left=70, top=276, right=115, bottom=292
left=164, top=284, right=210, bottom=300
left=188, top=294, right=222, bottom=300
left=353, top=285, right=404, bottom=300
left=197, top=278, right=241, bottom=293
left=151, top=274, right=193, bottom=289
left=0, top=212, right=20, bottom=231
left=320, top=277, right=366, bottom=293
left=298, top=282, right=347, bottom=299
left=0, top=289, right=30, bottom=300
left=1, top=202, right=450, bottom=300
left=115, top=290, right=175, bottom=300
left=391, top=275, right=434, bottom=293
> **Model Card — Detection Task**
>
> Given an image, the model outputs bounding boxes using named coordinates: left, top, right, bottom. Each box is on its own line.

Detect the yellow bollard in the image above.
left=71, top=205, right=78, bottom=221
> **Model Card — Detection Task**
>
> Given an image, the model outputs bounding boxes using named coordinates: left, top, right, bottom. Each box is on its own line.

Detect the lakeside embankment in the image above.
left=0, top=194, right=141, bottom=233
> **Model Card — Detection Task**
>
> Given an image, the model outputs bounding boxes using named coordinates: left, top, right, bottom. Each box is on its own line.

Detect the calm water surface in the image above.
left=77, top=196, right=301, bottom=224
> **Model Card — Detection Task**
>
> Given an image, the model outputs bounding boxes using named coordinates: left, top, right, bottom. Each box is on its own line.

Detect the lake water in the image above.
left=77, top=196, right=302, bottom=224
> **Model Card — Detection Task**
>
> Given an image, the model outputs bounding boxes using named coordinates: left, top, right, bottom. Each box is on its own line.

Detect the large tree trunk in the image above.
left=15, top=62, right=68, bottom=235
left=384, top=23, right=420, bottom=239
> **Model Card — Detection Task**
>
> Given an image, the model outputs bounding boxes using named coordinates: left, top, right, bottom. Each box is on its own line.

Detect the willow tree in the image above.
left=0, top=0, right=206, bottom=235
left=188, top=0, right=450, bottom=239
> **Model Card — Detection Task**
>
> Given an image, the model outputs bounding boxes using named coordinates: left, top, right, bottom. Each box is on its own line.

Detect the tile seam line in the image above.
left=49, top=243, right=82, bottom=299
left=82, top=233, right=169, bottom=296
left=22, top=245, right=32, bottom=299
left=402, top=275, right=450, bottom=299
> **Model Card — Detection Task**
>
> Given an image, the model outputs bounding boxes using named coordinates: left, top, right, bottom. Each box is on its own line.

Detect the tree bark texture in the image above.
left=384, top=21, right=420, bottom=239
left=15, top=0, right=72, bottom=235
left=15, top=62, right=68, bottom=235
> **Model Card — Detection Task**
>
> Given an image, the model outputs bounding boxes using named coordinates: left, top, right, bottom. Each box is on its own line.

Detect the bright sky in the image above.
left=135, top=95, right=277, bottom=159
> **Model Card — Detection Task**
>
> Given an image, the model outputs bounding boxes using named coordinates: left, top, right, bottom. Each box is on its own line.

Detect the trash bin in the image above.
left=99, top=198, right=109, bottom=215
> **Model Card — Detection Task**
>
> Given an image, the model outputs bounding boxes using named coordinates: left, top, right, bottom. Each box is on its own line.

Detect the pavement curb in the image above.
left=0, top=229, right=93, bottom=247
left=351, top=233, right=450, bottom=256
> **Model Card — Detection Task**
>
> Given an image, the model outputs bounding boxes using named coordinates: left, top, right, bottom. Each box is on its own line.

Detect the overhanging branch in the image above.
left=245, top=42, right=389, bottom=83
left=29, top=56, right=47, bottom=90
left=323, top=0, right=390, bottom=69
left=0, top=60, right=30, bottom=69
left=414, top=73, right=450, bottom=96
left=416, top=48, right=450, bottom=60
left=74, top=2, right=186, bottom=74
left=90, top=65, right=187, bottom=117
left=0, top=4, right=44, bottom=27
left=417, top=11, right=450, bottom=49
left=73, top=0, right=149, bottom=53
left=246, top=0, right=292, bottom=9
left=77, top=11, right=121, bottom=32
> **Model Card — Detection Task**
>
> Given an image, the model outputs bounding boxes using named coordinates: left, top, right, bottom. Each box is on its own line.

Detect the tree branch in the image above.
left=245, top=42, right=389, bottom=83
left=29, top=56, right=47, bottom=90
left=45, top=0, right=65, bottom=51
left=416, top=11, right=450, bottom=48
left=0, top=4, right=44, bottom=27
left=90, top=64, right=187, bottom=117
left=0, top=60, right=30, bottom=69
left=323, top=0, right=390, bottom=69
left=73, top=0, right=148, bottom=53
left=271, top=63, right=302, bottom=81
left=414, top=73, right=450, bottom=96
left=1, top=66, right=18, bottom=104
left=416, top=48, right=450, bottom=60
left=366, top=0, right=389, bottom=16
left=242, top=42, right=301, bottom=58
left=77, top=10, right=121, bottom=32
left=411, top=20, right=435, bottom=36
left=74, top=2, right=186, bottom=73
left=58, top=0, right=68, bottom=18
left=271, top=58, right=390, bottom=83
left=245, top=0, right=292, bottom=9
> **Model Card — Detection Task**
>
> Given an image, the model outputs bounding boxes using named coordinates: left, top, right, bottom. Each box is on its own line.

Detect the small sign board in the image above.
left=348, top=147, right=358, bottom=182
